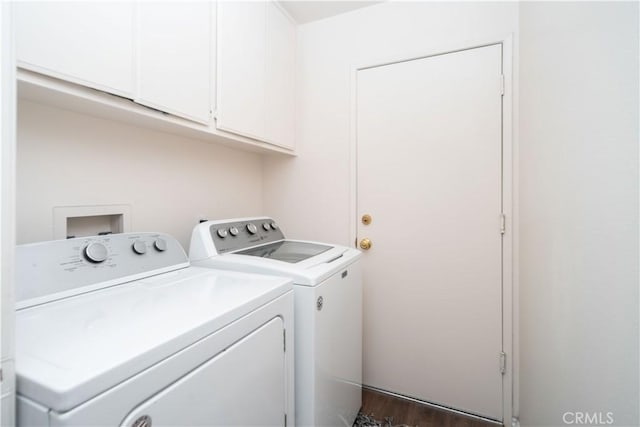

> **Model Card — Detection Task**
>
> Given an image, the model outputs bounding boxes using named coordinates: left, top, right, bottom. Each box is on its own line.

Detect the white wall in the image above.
left=15, top=2, right=638, bottom=425
left=17, top=100, right=264, bottom=249
left=263, top=1, right=518, bottom=246
left=519, top=2, right=639, bottom=426
left=262, top=0, right=519, bottom=421
left=264, top=1, right=639, bottom=426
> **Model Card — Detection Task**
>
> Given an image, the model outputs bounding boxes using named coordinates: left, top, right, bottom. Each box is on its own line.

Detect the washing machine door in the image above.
left=120, top=317, right=286, bottom=427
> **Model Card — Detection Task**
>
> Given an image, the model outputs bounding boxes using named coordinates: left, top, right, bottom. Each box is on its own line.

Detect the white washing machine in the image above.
left=15, top=232, right=294, bottom=427
left=189, top=217, right=363, bottom=427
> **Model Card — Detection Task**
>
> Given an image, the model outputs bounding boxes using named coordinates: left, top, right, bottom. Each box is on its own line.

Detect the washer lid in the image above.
left=236, top=241, right=332, bottom=263
left=194, top=240, right=362, bottom=286
left=16, top=267, right=292, bottom=412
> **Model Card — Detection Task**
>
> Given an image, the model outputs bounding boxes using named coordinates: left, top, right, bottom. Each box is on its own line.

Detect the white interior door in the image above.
left=356, top=44, right=504, bottom=420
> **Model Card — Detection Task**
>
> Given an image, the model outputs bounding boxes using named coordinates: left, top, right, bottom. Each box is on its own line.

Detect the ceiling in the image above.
left=279, top=1, right=383, bottom=24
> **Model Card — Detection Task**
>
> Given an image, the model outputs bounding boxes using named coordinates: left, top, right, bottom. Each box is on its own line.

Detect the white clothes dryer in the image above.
left=15, top=232, right=294, bottom=427
left=190, top=217, right=363, bottom=427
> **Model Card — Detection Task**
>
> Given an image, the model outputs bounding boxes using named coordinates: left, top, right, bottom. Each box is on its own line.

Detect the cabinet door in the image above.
left=15, top=2, right=134, bottom=97
left=265, top=2, right=296, bottom=150
left=137, top=2, right=211, bottom=124
left=216, top=1, right=266, bottom=140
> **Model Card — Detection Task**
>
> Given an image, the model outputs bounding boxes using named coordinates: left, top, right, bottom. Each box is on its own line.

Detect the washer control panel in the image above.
left=16, top=232, right=188, bottom=308
left=208, top=218, right=285, bottom=254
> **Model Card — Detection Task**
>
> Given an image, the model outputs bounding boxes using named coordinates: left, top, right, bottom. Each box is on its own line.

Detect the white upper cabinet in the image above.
left=15, top=2, right=135, bottom=98
left=15, top=1, right=212, bottom=125
left=217, top=1, right=296, bottom=150
left=14, top=1, right=295, bottom=153
left=136, top=2, right=211, bottom=124
left=216, top=1, right=266, bottom=141
left=265, top=2, right=296, bottom=149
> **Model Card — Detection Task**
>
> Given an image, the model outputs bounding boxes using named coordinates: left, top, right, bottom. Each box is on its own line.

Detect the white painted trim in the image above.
left=132, top=0, right=139, bottom=103
left=348, top=64, right=358, bottom=249
left=214, top=0, right=225, bottom=135
left=352, top=34, right=509, bottom=72
left=501, top=34, right=515, bottom=426
left=290, top=6, right=298, bottom=154
left=505, top=27, right=520, bottom=422
left=132, top=93, right=211, bottom=126
left=210, top=0, right=217, bottom=120
left=17, top=69, right=295, bottom=156
left=348, top=34, right=517, bottom=425
left=272, top=0, right=297, bottom=27
left=16, top=60, right=135, bottom=100
left=0, top=2, right=16, bottom=425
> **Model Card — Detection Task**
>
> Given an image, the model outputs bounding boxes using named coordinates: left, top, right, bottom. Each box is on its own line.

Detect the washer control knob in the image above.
left=229, top=226, right=239, bottom=236
left=262, top=223, right=270, bottom=231
left=84, top=242, right=108, bottom=263
left=270, top=222, right=278, bottom=230
left=132, top=240, right=147, bottom=255
left=246, top=223, right=258, bottom=234
left=154, top=238, right=167, bottom=252
left=217, top=228, right=228, bottom=238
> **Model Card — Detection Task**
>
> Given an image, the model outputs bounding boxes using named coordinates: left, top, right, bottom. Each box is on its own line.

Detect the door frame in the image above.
left=348, top=35, right=516, bottom=425
left=1, top=1, right=17, bottom=425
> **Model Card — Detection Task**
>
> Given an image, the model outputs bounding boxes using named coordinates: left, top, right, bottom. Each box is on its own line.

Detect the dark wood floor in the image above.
left=360, top=388, right=501, bottom=427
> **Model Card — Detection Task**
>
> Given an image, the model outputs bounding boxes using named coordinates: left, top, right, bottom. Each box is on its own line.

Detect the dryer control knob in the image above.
left=246, top=223, right=258, bottom=234
left=229, top=226, right=239, bottom=236
left=154, top=238, right=167, bottom=252
left=132, top=240, right=147, bottom=255
left=270, top=222, right=278, bottom=230
left=84, top=242, right=108, bottom=263
left=217, top=228, right=228, bottom=238
left=262, top=223, right=270, bottom=231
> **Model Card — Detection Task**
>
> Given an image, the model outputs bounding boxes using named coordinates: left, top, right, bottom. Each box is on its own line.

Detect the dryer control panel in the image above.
left=16, top=232, right=189, bottom=309
left=207, top=218, right=285, bottom=254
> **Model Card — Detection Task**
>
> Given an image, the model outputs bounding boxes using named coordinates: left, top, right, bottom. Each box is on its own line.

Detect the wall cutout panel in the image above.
left=53, top=205, right=131, bottom=240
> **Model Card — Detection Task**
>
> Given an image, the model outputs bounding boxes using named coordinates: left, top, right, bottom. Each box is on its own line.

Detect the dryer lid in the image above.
left=16, top=267, right=292, bottom=412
